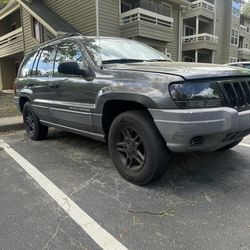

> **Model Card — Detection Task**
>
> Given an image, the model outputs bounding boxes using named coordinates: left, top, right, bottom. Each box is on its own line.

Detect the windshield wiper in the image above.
left=102, top=59, right=145, bottom=64
left=145, top=59, right=171, bottom=62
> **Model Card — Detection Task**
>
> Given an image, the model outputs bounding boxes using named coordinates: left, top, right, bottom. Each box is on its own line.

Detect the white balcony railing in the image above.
left=189, top=0, right=215, bottom=12
left=0, top=27, right=23, bottom=53
left=182, top=33, right=218, bottom=44
left=240, top=25, right=248, bottom=33
left=120, top=8, right=173, bottom=28
left=238, top=48, right=250, bottom=56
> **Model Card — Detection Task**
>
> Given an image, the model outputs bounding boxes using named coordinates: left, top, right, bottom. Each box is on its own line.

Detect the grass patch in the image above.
left=0, top=92, right=20, bottom=118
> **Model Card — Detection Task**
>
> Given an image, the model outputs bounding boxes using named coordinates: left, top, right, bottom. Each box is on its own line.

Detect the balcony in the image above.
left=120, top=8, right=173, bottom=42
left=239, top=25, right=249, bottom=37
left=182, top=33, right=218, bottom=51
left=238, top=48, right=250, bottom=60
left=184, top=0, right=215, bottom=20
left=0, top=27, right=23, bottom=58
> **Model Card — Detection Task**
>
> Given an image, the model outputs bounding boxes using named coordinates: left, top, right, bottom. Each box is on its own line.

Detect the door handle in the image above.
left=49, top=83, right=60, bottom=88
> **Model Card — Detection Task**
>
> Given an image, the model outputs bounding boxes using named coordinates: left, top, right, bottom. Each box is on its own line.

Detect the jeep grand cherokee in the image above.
left=15, top=34, right=250, bottom=185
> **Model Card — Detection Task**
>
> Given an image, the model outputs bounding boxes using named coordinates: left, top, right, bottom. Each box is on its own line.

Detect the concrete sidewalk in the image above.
left=0, top=116, right=23, bottom=132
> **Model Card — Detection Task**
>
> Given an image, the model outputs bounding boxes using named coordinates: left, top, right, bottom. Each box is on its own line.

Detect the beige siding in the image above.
left=214, top=0, right=231, bottom=63
left=121, top=21, right=173, bottom=43
left=166, top=3, right=179, bottom=61
left=41, top=0, right=96, bottom=35
left=99, top=0, right=120, bottom=36
left=21, top=6, right=38, bottom=54
left=183, top=41, right=217, bottom=52
left=43, top=28, right=55, bottom=42
left=183, top=7, right=215, bottom=21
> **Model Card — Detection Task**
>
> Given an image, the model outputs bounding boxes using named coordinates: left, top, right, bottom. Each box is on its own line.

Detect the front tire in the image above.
left=108, top=110, right=171, bottom=185
left=23, top=102, right=48, bottom=140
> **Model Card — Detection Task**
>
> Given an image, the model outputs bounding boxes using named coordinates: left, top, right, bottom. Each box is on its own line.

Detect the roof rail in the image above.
left=31, top=32, right=83, bottom=51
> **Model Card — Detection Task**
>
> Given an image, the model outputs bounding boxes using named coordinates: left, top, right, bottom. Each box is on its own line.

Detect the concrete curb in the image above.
left=0, top=116, right=23, bottom=132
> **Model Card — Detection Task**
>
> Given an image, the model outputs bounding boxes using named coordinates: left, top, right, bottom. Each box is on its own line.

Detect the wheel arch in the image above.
left=97, top=94, right=157, bottom=140
left=19, top=96, right=31, bottom=113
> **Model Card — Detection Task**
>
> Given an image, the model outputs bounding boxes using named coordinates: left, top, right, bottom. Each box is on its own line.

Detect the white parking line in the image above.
left=239, top=143, right=250, bottom=148
left=0, top=140, right=127, bottom=250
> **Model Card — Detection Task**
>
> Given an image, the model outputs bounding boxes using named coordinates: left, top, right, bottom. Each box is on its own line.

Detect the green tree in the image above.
left=242, top=1, right=250, bottom=18
left=0, top=0, right=9, bottom=4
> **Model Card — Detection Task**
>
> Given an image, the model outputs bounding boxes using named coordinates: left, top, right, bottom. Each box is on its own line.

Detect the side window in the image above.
left=36, top=45, right=57, bottom=77
left=20, top=52, right=38, bottom=78
left=243, top=64, right=250, bottom=69
left=54, top=41, right=83, bottom=75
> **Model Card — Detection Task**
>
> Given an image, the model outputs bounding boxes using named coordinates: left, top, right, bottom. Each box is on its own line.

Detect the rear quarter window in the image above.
left=19, top=52, right=38, bottom=78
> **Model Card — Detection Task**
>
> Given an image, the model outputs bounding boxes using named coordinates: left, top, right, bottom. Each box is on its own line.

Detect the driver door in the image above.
left=49, top=40, right=95, bottom=132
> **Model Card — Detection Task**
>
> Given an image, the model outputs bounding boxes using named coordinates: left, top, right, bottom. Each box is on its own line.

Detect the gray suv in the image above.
left=15, top=34, right=250, bottom=185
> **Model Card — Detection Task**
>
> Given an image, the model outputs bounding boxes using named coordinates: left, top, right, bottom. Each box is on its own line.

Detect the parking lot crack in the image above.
left=68, top=173, right=101, bottom=197
left=128, top=209, right=176, bottom=217
left=42, top=216, right=65, bottom=250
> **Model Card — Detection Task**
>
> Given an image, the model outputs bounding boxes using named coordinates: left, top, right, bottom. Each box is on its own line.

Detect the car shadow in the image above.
left=46, top=129, right=248, bottom=191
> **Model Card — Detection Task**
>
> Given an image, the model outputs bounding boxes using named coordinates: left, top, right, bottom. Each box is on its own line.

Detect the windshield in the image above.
left=82, top=38, right=171, bottom=64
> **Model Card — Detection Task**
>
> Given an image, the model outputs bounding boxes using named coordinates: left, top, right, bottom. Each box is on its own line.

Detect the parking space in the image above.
left=1, top=129, right=250, bottom=250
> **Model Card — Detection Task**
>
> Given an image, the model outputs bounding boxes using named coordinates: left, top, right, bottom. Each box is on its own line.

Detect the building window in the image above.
left=245, top=42, right=249, bottom=49
left=232, top=0, right=240, bottom=17
left=11, top=23, right=17, bottom=31
left=183, top=56, right=194, bottom=62
left=31, top=17, right=44, bottom=43
left=229, top=57, right=238, bottom=63
left=231, top=29, right=239, bottom=45
left=161, top=2, right=172, bottom=17
left=121, top=1, right=132, bottom=13
left=184, top=25, right=195, bottom=36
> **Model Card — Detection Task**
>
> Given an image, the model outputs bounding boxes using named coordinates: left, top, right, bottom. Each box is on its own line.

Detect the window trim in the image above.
left=30, top=16, right=44, bottom=44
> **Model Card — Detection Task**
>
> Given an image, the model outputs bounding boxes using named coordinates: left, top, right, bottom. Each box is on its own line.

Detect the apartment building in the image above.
left=0, top=0, right=249, bottom=91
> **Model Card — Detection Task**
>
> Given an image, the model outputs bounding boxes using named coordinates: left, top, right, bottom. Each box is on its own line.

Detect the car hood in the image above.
left=107, top=62, right=250, bottom=80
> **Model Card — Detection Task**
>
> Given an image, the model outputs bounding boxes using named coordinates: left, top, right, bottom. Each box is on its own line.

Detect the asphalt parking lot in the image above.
left=0, top=129, right=250, bottom=250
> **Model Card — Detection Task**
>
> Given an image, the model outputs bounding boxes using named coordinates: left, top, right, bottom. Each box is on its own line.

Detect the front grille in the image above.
left=219, top=80, right=250, bottom=111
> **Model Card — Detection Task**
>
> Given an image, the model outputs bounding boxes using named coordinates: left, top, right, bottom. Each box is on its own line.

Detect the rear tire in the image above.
left=217, top=139, right=242, bottom=152
left=108, top=110, right=171, bottom=185
left=23, top=102, right=48, bottom=140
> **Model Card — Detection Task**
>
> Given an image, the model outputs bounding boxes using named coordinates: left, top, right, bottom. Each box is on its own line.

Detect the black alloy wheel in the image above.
left=108, top=110, right=171, bottom=185
left=23, top=102, right=48, bottom=140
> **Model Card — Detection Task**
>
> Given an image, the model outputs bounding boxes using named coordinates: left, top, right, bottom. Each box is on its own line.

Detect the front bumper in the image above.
left=149, top=107, right=250, bottom=152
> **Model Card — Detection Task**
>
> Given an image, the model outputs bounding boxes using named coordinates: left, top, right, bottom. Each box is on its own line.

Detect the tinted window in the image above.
left=54, top=41, right=83, bottom=75
left=36, top=45, right=57, bottom=77
left=242, top=64, right=250, bottom=69
left=20, top=52, right=38, bottom=77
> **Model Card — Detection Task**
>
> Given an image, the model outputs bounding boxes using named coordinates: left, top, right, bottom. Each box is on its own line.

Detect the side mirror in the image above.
left=58, top=61, right=88, bottom=76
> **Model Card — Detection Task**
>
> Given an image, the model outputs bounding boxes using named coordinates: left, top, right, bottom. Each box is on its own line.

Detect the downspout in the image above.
left=95, top=0, right=102, bottom=67
left=95, top=0, right=99, bottom=37
left=213, top=0, right=217, bottom=64
left=178, top=7, right=183, bottom=62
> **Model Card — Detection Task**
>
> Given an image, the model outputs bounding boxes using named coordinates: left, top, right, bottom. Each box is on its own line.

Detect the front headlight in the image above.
left=169, top=81, right=225, bottom=109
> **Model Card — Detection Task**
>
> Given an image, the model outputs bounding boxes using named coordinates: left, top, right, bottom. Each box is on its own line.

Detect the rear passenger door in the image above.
left=49, top=40, right=95, bottom=132
left=31, top=45, right=59, bottom=122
